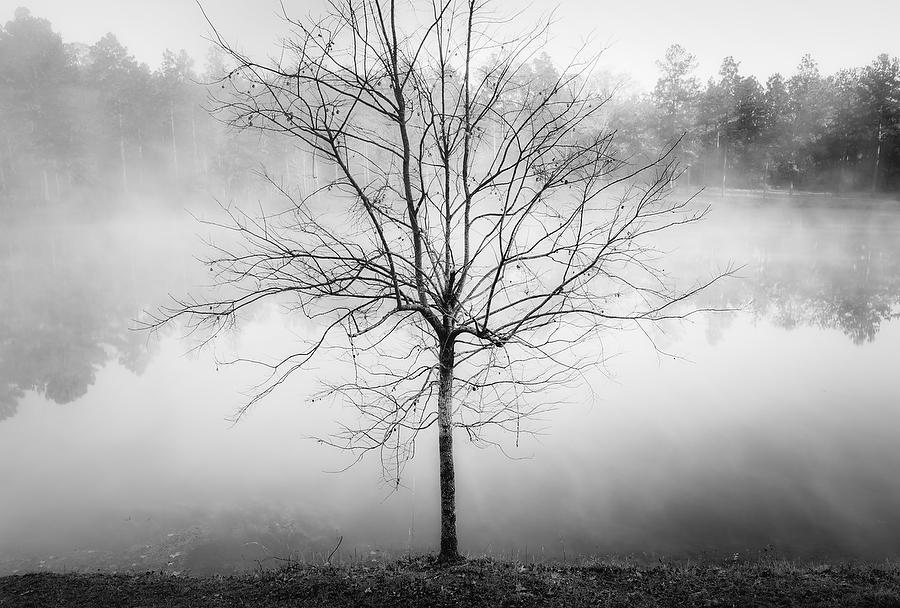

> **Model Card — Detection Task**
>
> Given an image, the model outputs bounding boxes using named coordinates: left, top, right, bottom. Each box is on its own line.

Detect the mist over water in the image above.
left=3, top=0, right=900, bottom=583
left=1, top=191, right=899, bottom=573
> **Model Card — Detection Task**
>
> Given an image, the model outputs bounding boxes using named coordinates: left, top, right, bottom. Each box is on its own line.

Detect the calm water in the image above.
left=1, top=194, right=899, bottom=573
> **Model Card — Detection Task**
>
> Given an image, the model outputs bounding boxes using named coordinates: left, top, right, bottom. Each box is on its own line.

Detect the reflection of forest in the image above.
left=694, top=199, right=900, bottom=345
left=752, top=251, right=900, bottom=344
left=3, top=199, right=899, bottom=421
left=0, top=215, right=195, bottom=420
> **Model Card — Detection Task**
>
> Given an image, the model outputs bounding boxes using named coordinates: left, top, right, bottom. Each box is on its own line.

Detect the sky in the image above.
left=3, top=0, right=900, bottom=91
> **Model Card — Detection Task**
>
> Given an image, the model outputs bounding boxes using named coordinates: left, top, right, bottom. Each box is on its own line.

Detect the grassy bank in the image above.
left=2, top=556, right=899, bottom=607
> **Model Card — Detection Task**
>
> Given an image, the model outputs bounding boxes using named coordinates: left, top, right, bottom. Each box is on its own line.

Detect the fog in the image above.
left=1, top=192, right=899, bottom=573
left=2, top=3, right=900, bottom=577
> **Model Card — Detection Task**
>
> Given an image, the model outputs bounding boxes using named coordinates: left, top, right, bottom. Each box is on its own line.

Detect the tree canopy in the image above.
left=142, top=0, right=734, bottom=562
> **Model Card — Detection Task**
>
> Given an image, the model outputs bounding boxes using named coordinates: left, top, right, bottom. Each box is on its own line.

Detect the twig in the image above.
left=325, top=535, right=343, bottom=565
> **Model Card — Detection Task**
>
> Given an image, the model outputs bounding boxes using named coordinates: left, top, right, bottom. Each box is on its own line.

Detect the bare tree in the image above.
left=146, top=0, right=731, bottom=563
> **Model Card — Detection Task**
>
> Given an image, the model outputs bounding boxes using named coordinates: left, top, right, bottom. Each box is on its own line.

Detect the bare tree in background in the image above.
left=146, top=0, right=731, bottom=563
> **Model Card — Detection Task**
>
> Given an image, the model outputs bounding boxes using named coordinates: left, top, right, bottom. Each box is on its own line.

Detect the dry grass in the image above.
left=2, top=556, right=899, bottom=607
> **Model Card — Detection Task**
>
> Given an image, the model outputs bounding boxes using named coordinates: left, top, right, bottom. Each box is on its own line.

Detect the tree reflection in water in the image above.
left=0, top=216, right=181, bottom=420
left=0, top=276, right=150, bottom=418
left=1, top=198, right=899, bottom=420
left=751, top=244, right=900, bottom=344
left=692, top=198, right=900, bottom=346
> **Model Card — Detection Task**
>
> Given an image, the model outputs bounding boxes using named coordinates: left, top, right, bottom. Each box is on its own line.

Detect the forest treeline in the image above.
left=0, top=7, right=295, bottom=215
left=637, top=44, right=900, bottom=194
left=1, top=7, right=899, bottom=217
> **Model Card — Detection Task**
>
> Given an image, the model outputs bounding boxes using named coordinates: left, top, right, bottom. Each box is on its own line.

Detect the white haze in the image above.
left=2, top=195, right=900, bottom=572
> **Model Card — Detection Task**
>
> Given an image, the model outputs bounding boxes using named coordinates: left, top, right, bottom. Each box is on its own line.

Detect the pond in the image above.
left=1, top=193, right=898, bottom=572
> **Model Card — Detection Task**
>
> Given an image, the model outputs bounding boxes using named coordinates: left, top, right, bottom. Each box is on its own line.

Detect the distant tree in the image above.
left=695, top=56, right=747, bottom=191
left=818, top=68, right=867, bottom=191
left=761, top=73, right=794, bottom=186
left=147, top=0, right=729, bottom=562
left=0, top=7, right=75, bottom=203
left=728, top=75, right=766, bottom=186
left=652, top=44, right=700, bottom=148
left=594, top=72, right=655, bottom=163
left=156, top=49, right=198, bottom=179
left=786, top=54, right=830, bottom=187
left=858, top=54, right=900, bottom=190
left=85, top=33, right=155, bottom=194
left=714, top=57, right=741, bottom=189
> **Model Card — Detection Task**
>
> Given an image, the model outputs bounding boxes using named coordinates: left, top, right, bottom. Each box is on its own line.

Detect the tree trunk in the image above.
left=872, top=117, right=883, bottom=192
left=170, top=102, right=179, bottom=179
left=42, top=168, right=50, bottom=202
left=721, top=144, right=727, bottom=196
left=191, top=106, right=200, bottom=174
left=138, top=129, right=145, bottom=188
left=436, top=337, right=460, bottom=562
left=0, top=136, right=7, bottom=192
left=119, top=112, right=129, bottom=195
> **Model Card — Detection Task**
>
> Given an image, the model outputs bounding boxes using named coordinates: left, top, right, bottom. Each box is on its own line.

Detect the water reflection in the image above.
left=684, top=196, right=900, bottom=345
left=0, top=214, right=193, bottom=420
left=754, top=270, right=900, bottom=345
left=2, top=198, right=899, bottom=414
left=1, top=195, right=900, bottom=567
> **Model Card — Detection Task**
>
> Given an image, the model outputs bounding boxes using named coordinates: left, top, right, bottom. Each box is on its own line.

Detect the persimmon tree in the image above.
left=147, top=0, right=729, bottom=562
